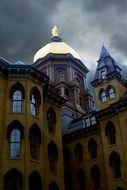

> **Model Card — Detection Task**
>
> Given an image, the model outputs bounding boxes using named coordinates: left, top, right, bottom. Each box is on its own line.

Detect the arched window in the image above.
left=63, top=147, right=70, bottom=165
left=116, top=187, right=124, bottom=190
left=7, top=120, right=24, bottom=158
left=88, top=138, right=97, bottom=159
left=12, top=90, right=22, bottom=112
left=109, top=151, right=121, bottom=178
left=49, top=182, right=59, bottom=190
left=56, top=68, right=65, bottom=81
left=10, top=129, right=21, bottom=158
left=75, top=143, right=83, bottom=162
left=30, top=87, right=41, bottom=116
left=29, top=171, right=42, bottom=190
left=10, top=83, right=25, bottom=113
left=29, top=124, right=41, bottom=160
left=101, top=91, right=107, bottom=102
left=108, top=86, right=115, bottom=99
left=105, top=121, right=116, bottom=144
left=90, top=165, right=100, bottom=189
left=48, top=141, right=58, bottom=172
left=31, top=94, right=36, bottom=115
left=4, top=168, right=23, bottom=190
left=77, top=169, right=85, bottom=190
left=64, top=172, right=72, bottom=190
left=47, top=107, right=56, bottom=133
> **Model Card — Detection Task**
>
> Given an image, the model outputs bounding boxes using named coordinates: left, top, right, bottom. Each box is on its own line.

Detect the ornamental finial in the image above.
left=51, top=25, right=59, bottom=37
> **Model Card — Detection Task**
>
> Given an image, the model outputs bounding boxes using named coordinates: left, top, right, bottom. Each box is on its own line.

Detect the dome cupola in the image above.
left=33, top=26, right=81, bottom=62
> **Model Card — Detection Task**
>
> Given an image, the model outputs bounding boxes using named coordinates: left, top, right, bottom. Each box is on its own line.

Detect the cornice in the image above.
left=44, top=88, right=66, bottom=106
left=33, top=53, right=89, bottom=73
left=0, top=60, right=49, bottom=86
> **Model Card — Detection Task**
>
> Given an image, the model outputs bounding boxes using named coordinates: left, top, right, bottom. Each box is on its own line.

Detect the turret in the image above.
left=91, top=45, right=127, bottom=110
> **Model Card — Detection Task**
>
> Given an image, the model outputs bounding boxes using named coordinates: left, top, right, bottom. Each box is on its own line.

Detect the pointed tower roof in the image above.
left=91, top=45, right=124, bottom=86
left=99, top=45, right=110, bottom=60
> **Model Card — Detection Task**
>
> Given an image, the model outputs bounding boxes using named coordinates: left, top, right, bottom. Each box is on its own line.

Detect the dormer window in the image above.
left=85, top=118, right=90, bottom=127
left=91, top=116, right=96, bottom=125
left=100, top=68, right=107, bottom=79
left=116, top=67, right=120, bottom=73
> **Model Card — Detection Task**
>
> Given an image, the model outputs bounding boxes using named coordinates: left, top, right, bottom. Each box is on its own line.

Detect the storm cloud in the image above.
left=0, top=0, right=61, bottom=62
left=0, top=0, right=127, bottom=72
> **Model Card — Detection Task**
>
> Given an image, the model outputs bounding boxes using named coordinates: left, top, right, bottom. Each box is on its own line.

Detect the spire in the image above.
left=91, top=45, right=123, bottom=87
left=99, top=45, right=110, bottom=60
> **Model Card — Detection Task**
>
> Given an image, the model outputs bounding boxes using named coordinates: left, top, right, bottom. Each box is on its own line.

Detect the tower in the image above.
left=91, top=45, right=127, bottom=110
left=33, top=26, right=94, bottom=132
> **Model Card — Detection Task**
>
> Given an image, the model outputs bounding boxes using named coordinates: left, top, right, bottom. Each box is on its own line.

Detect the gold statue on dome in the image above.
left=51, top=25, right=59, bottom=37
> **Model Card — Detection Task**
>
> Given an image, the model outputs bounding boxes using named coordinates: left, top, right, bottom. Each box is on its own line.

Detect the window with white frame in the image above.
left=91, top=116, right=96, bottom=125
left=85, top=118, right=90, bottom=127
left=100, top=68, right=107, bottom=79
left=12, top=90, right=22, bottom=112
left=109, top=88, right=115, bottom=99
left=9, top=128, right=21, bottom=158
left=101, top=91, right=107, bottom=102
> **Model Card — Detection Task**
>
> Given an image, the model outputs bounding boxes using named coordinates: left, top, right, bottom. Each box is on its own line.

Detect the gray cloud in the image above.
left=0, top=0, right=127, bottom=73
left=84, top=0, right=127, bottom=13
left=0, top=0, right=61, bottom=62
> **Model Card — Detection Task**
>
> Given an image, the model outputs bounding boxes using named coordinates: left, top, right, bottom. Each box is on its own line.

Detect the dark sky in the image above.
left=0, top=0, right=127, bottom=72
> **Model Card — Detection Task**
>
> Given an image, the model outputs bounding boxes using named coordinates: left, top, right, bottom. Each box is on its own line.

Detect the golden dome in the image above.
left=33, top=26, right=81, bottom=62
left=33, top=41, right=82, bottom=62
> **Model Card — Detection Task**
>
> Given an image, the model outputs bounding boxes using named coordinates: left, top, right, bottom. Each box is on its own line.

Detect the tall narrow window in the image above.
left=47, top=107, right=56, bottom=133
left=29, top=124, right=41, bottom=161
left=88, top=138, right=97, bottom=159
left=109, top=87, right=115, bottom=99
left=105, top=121, right=116, bottom=144
left=4, top=169, right=23, bottom=190
left=48, top=141, right=58, bottom=172
left=10, top=83, right=25, bottom=113
left=9, top=129, right=21, bottom=158
left=57, top=69, right=65, bottom=81
left=7, top=120, right=24, bottom=158
left=30, top=87, right=41, bottom=116
left=100, top=69, right=107, bottom=79
left=75, top=143, right=83, bottom=161
left=12, top=90, right=22, bottom=112
left=29, top=171, right=42, bottom=190
left=101, top=91, right=107, bottom=102
left=65, top=172, right=72, bottom=190
left=63, top=147, right=70, bottom=165
left=31, top=94, right=37, bottom=116
left=90, top=165, right=100, bottom=189
left=109, top=151, right=121, bottom=178
left=49, top=182, right=59, bottom=190
left=77, top=169, right=85, bottom=190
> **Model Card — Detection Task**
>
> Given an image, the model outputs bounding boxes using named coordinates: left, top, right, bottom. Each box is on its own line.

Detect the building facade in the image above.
left=63, top=45, right=127, bottom=190
left=0, top=26, right=127, bottom=190
left=0, top=58, right=65, bottom=190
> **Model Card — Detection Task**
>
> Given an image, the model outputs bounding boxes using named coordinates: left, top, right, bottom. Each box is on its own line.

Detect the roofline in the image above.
left=33, top=53, right=89, bottom=73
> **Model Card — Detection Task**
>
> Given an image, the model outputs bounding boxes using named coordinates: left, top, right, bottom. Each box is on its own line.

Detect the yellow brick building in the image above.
left=0, top=59, right=65, bottom=190
left=63, top=45, right=127, bottom=190
left=0, top=27, right=127, bottom=190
